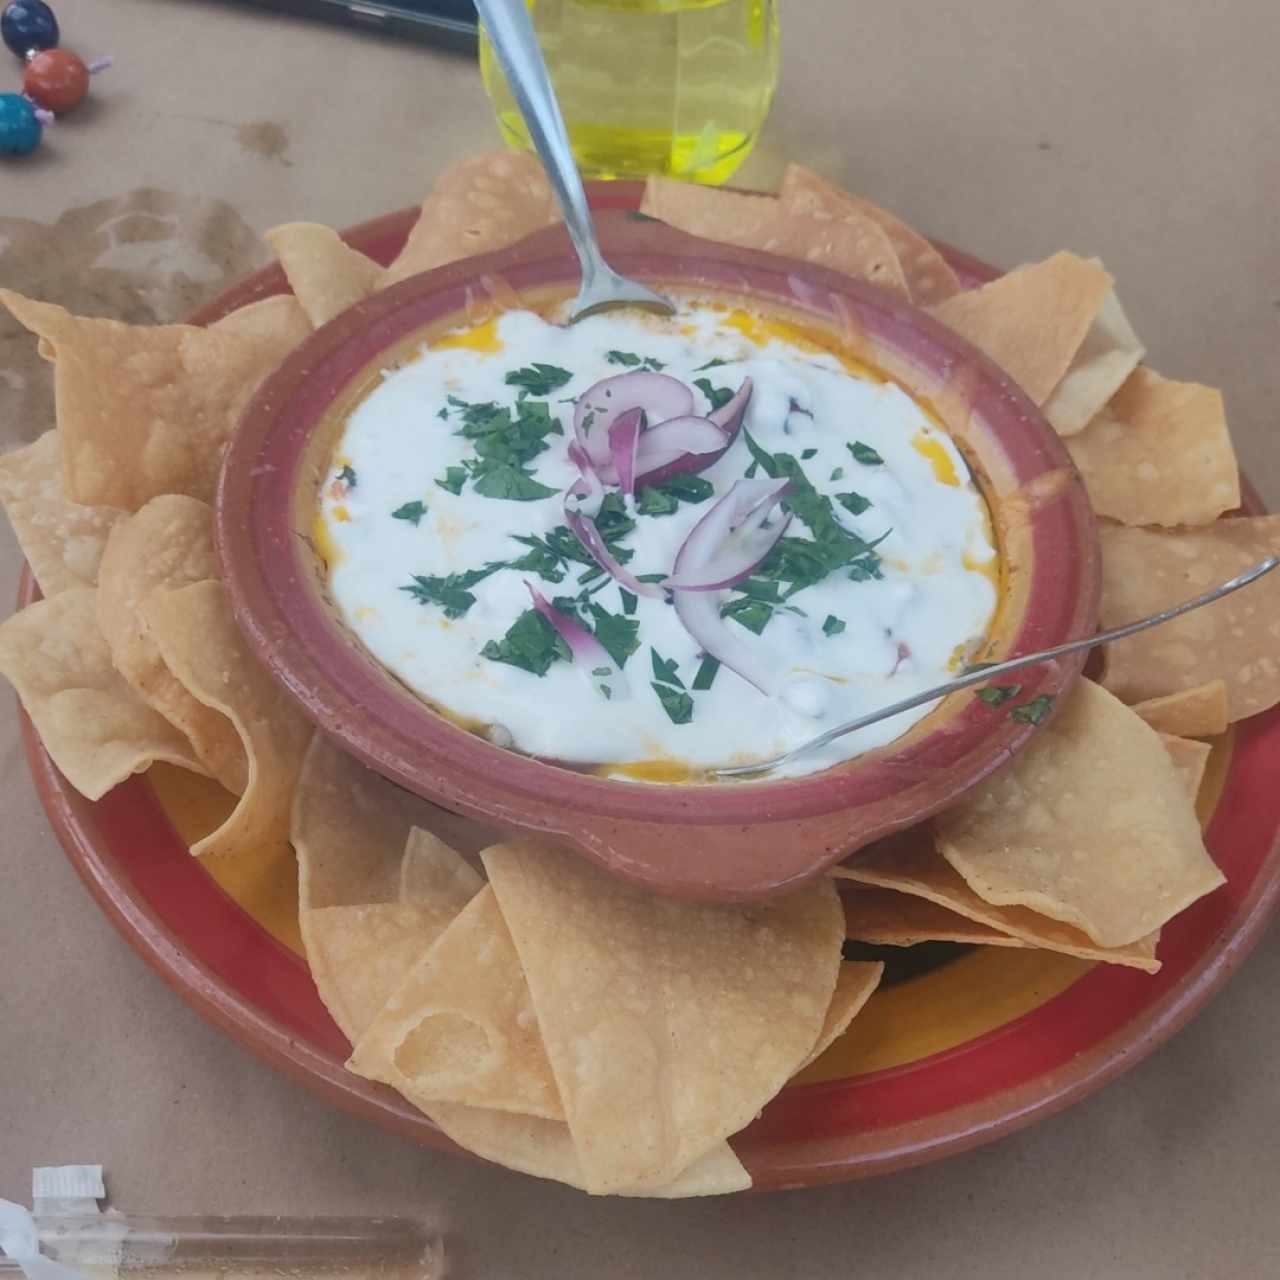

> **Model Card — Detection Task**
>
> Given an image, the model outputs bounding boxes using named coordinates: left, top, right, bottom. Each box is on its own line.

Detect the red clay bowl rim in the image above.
left=216, top=220, right=1099, bottom=867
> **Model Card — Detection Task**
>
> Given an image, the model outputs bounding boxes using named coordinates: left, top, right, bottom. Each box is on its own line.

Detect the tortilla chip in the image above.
left=0, top=588, right=202, bottom=798
left=292, top=733, right=499, bottom=910
left=833, top=829, right=1161, bottom=972
left=1042, top=291, right=1145, bottom=435
left=302, top=902, right=470, bottom=1044
left=1100, top=517, right=1280, bottom=719
left=381, top=152, right=560, bottom=287
left=401, top=825, right=484, bottom=905
left=349, top=885, right=563, bottom=1121
left=840, top=885, right=1028, bottom=948
left=1161, top=734, right=1212, bottom=801
left=779, top=165, right=960, bottom=306
left=264, top=224, right=382, bottom=328
left=0, top=289, right=291, bottom=509
left=482, top=840, right=842, bottom=1193
left=1132, top=680, right=1230, bottom=739
left=426, top=1105, right=750, bottom=1197
left=928, top=252, right=1113, bottom=405
left=640, top=177, right=908, bottom=297
left=797, top=962, right=884, bottom=1071
left=1066, top=368, right=1240, bottom=526
left=935, top=680, right=1223, bottom=948
left=96, top=496, right=246, bottom=793
left=0, top=431, right=125, bottom=596
left=211, top=294, right=314, bottom=347
left=140, top=581, right=313, bottom=858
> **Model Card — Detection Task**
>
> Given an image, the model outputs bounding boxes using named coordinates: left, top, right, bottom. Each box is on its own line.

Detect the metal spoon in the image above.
left=473, top=0, right=675, bottom=322
left=713, top=555, right=1280, bottom=780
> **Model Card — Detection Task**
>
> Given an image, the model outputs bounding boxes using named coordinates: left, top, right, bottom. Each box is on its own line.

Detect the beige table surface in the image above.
left=3, top=1, right=1279, bottom=1275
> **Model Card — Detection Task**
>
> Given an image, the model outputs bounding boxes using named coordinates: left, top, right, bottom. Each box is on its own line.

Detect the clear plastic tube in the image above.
left=0, top=1215, right=443, bottom=1279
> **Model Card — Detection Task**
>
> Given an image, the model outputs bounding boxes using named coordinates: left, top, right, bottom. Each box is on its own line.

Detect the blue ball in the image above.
left=2, top=1, right=59, bottom=59
left=0, top=93, right=41, bottom=155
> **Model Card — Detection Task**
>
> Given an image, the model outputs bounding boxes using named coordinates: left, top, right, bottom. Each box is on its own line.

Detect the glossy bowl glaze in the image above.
left=217, top=211, right=1099, bottom=901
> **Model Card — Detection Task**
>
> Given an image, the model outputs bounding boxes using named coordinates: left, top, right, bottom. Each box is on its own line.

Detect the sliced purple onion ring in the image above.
left=565, top=441, right=604, bottom=518
left=562, top=503, right=663, bottom=600
left=526, top=583, right=630, bottom=701
left=608, top=407, right=644, bottom=497
left=666, top=478, right=793, bottom=698
left=707, top=376, right=754, bottom=437
left=573, top=371, right=695, bottom=477
left=664, top=478, right=793, bottom=592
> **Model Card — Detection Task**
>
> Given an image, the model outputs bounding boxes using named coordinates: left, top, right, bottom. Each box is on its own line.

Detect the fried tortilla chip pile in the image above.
left=0, top=151, right=1267, bottom=1194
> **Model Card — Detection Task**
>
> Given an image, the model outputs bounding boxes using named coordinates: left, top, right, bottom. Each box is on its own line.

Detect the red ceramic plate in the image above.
left=17, top=183, right=1280, bottom=1190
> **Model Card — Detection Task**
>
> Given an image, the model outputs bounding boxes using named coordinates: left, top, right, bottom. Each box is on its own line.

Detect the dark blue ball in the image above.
left=0, top=92, right=42, bottom=155
left=2, top=1, right=60, bottom=59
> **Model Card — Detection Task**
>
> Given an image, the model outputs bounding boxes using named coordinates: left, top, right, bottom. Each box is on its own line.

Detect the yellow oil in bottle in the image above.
left=479, top=0, right=780, bottom=185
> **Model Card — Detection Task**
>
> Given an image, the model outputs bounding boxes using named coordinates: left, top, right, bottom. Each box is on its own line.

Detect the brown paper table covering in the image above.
left=2, top=1, right=1279, bottom=1274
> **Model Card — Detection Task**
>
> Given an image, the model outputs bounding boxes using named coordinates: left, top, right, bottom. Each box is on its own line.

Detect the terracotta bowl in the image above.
left=217, top=211, right=1099, bottom=902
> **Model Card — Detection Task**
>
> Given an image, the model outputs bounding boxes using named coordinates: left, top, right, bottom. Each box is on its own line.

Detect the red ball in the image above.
left=23, top=48, right=89, bottom=114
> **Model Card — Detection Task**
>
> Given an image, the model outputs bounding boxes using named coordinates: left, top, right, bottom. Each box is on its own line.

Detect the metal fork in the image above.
left=713, top=555, right=1280, bottom=780
left=474, top=0, right=676, bottom=322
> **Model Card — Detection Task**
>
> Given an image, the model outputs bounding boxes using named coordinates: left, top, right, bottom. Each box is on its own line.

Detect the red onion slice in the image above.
left=608, top=407, right=644, bottom=498
left=672, top=590, right=782, bottom=698
left=565, top=441, right=605, bottom=518
left=666, top=478, right=792, bottom=697
left=707, top=376, right=754, bottom=439
left=563, top=501, right=664, bottom=599
left=526, top=583, right=629, bottom=700
left=632, top=416, right=735, bottom=488
left=664, top=478, right=792, bottom=591
left=574, top=372, right=695, bottom=476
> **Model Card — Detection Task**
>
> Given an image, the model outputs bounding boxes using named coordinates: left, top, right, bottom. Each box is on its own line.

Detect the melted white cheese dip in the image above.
left=319, top=305, right=998, bottom=780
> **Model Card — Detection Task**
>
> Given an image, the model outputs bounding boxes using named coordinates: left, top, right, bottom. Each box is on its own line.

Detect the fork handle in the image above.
left=473, top=0, right=605, bottom=288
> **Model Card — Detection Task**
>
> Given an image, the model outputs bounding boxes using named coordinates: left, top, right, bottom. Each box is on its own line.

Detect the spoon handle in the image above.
left=715, top=555, right=1280, bottom=778
left=473, top=0, right=604, bottom=285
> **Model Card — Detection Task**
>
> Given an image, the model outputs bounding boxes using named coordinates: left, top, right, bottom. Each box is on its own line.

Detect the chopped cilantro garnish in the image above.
left=443, top=394, right=564, bottom=501
left=1011, top=694, right=1055, bottom=725
left=435, top=406, right=449, bottom=421
left=693, top=377, right=733, bottom=412
left=650, top=648, right=685, bottom=688
left=391, top=500, right=427, bottom=526
left=847, top=555, right=885, bottom=582
left=976, top=685, right=1021, bottom=707
left=606, top=350, right=665, bottom=371
left=635, top=473, right=715, bottom=516
left=619, top=588, right=638, bottom=616
left=652, top=683, right=694, bottom=725
left=636, top=572, right=668, bottom=584
left=721, top=596, right=774, bottom=635
left=472, top=464, right=559, bottom=502
left=586, top=602, right=640, bottom=668
left=402, top=565, right=500, bottom=619
left=739, top=432, right=891, bottom=594
left=801, top=448, right=818, bottom=460
left=849, top=441, right=884, bottom=466
left=745, top=460, right=760, bottom=479
left=823, top=615, right=846, bottom=637
left=337, top=464, right=357, bottom=486
left=482, top=608, right=570, bottom=677
left=504, top=363, right=573, bottom=396
left=693, top=357, right=729, bottom=372
left=506, top=536, right=567, bottom=584
left=692, top=655, right=721, bottom=690
left=830, top=467, right=845, bottom=481
left=435, top=466, right=467, bottom=496
left=836, top=491, right=871, bottom=516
